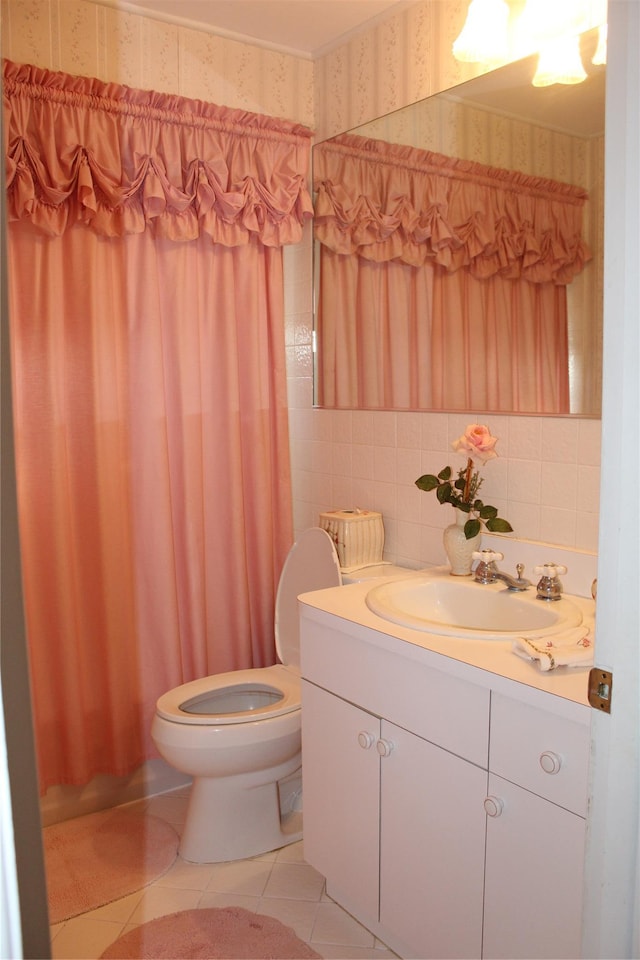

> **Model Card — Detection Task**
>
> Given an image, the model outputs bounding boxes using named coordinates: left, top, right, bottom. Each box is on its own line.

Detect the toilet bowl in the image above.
left=151, top=527, right=342, bottom=863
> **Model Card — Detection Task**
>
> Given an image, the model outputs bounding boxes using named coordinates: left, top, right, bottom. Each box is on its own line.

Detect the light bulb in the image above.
left=516, top=0, right=593, bottom=58
left=452, top=0, right=509, bottom=65
left=532, top=35, right=588, bottom=87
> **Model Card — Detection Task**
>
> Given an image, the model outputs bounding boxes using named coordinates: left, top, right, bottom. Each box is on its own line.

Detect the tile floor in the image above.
left=49, top=787, right=398, bottom=960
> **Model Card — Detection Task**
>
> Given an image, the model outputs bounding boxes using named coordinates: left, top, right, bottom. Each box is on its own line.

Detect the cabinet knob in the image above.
left=376, top=738, right=395, bottom=758
left=484, top=796, right=504, bottom=818
left=357, top=731, right=376, bottom=750
left=539, top=751, right=562, bottom=775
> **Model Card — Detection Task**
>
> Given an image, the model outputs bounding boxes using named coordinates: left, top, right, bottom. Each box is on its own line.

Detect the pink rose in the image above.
left=452, top=424, right=498, bottom=463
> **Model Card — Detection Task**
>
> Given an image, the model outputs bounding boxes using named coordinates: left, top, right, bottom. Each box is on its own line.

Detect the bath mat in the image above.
left=99, top=906, right=322, bottom=959
left=43, top=807, right=179, bottom=923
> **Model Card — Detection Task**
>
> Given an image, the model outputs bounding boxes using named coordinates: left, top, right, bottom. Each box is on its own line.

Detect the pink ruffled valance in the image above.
left=3, top=59, right=314, bottom=246
left=313, top=133, right=591, bottom=284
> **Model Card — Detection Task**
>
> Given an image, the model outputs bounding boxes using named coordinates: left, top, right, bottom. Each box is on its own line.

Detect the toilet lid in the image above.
left=275, top=527, right=342, bottom=668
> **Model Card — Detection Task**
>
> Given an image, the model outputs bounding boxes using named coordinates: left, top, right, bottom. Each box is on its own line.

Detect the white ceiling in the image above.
left=101, top=0, right=414, bottom=58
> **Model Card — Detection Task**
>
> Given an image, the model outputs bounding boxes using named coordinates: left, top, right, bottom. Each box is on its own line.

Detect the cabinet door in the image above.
left=301, top=680, right=380, bottom=922
left=489, top=692, right=590, bottom=815
left=483, top=774, right=585, bottom=960
left=379, top=721, right=487, bottom=959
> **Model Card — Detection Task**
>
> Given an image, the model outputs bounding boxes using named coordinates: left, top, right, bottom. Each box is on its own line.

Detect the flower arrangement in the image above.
left=415, top=424, right=513, bottom=540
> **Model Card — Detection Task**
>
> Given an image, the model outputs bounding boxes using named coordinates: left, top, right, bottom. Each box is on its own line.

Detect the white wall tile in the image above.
left=505, top=501, right=542, bottom=543
left=396, top=483, right=423, bottom=523
left=332, top=442, right=352, bottom=478
left=397, top=412, right=422, bottom=449
left=331, top=476, right=354, bottom=509
left=508, top=417, right=543, bottom=461
left=575, top=511, right=600, bottom=554
left=539, top=506, right=578, bottom=548
left=352, top=444, right=375, bottom=481
left=331, top=411, right=353, bottom=444
left=540, top=418, right=579, bottom=462
left=352, top=411, right=377, bottom=445
left=507, top=459, right=542, bottom=504
left=372, top=411, right=397, bottom=447
left=540, top=462, right=578, bottom=509
left=577, top=418, right=602, bottom=465
left=395, top=446, right=422, bottom=486
left=577, top=464, right=602, bottom=513
left=373, top=446, right=397, bottom=484
left=421, top=413, right=449, bottom=452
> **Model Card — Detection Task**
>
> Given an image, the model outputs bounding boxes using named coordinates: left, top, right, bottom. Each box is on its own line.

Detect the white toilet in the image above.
left=151, top=527, right=342, bottom=863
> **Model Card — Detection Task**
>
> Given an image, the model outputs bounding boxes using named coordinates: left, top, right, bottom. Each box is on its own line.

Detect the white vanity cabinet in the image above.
left=301, top=681, right=381, bottom=924
left=378, top=719, right=487, bottom=959
left=482, top=692, right=590, bottom=960
left=300, top=607, right=591, bottom=960
left=302, top=679, right=488, bottom=959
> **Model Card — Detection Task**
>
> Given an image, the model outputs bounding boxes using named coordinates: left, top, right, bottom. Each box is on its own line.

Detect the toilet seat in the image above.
left=156, top=664, right=300, bottom=725
left=155, top=528, right=341, bottom=727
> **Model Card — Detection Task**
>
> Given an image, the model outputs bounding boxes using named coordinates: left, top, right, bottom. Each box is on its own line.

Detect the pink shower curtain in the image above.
left=314, top=134, right=590, bottom=412
left=3, top=60, right=313, bottom=791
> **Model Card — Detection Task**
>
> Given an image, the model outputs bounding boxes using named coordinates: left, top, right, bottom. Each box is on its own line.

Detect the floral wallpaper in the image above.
left=0, top=0, right=314, bottom=126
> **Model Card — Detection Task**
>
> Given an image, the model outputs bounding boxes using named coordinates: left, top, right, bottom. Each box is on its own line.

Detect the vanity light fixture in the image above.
left=518, top=0, right=604, bottom=87
left=452, top=0, right=509, bottom=65
left=531, top=34, right=588, bottom=87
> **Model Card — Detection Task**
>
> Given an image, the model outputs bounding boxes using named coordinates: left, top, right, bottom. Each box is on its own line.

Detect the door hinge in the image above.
left=588, top=667, right=613, bottom=713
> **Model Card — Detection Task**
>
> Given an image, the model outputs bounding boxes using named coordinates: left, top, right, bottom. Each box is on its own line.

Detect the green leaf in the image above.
left=437, top=482, right=452, bottom=503
left=479, top=504, right=498, bottom=520
left=456, top=501, right=471, bottom=513
left=486, top=518, right=513, bottom=533
left=464, top=518, right=481, bottom=539
left=415, top=474, right=439, bottom=492
left=454, top=477, right=466, bottom=491
left=438, top=466, right=452, bottom=481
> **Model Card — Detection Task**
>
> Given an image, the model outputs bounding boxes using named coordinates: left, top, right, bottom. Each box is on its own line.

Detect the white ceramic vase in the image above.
left=443, top=508, right=481, bottom=576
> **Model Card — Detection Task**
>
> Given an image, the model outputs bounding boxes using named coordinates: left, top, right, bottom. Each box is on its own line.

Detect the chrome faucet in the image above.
left=472, top=550, right=531, bottom=591
left=534, top=563, right=567, bottom=601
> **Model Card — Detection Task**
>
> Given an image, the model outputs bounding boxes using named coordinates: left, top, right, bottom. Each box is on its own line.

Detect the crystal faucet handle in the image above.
left=534, top=563, right=568, bottom=578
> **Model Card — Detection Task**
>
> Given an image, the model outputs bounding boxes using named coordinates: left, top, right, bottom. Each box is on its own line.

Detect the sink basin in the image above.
left=365, top=576, right=583, bottom=640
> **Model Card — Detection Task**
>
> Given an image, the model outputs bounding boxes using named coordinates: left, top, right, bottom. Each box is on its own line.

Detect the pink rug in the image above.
left=100, top=906, right=322, bottom=959
left=43, top=807, right=179, bottom=923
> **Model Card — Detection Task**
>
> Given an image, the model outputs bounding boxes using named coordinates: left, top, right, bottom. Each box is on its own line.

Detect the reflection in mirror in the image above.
left=313, top=28, right=604, bottom=417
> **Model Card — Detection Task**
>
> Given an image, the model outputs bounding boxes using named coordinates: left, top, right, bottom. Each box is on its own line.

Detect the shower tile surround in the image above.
left=3, top=0, right=601, bottom=818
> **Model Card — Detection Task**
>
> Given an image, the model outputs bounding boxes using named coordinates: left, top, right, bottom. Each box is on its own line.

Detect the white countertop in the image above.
left=299, top=566, right=595, bottom=709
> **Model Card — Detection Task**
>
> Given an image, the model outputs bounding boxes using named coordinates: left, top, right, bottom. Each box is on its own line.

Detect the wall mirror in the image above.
left=312, top=27, right=604, bottom=417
